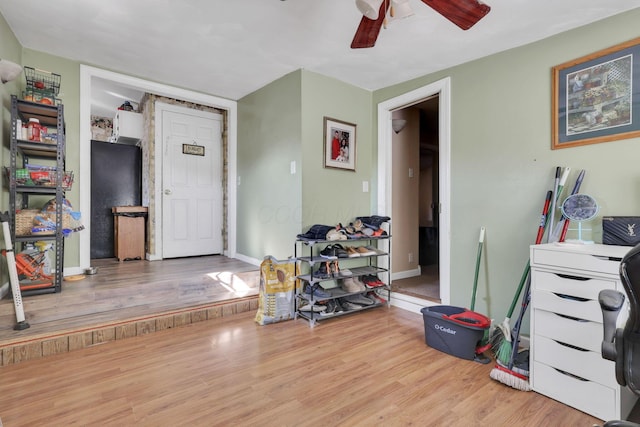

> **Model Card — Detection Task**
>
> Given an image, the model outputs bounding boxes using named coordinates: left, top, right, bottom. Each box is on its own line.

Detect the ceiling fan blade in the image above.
left=351, top=1, right=391, bottom=49
left=420, top=0, right=490, bottom=30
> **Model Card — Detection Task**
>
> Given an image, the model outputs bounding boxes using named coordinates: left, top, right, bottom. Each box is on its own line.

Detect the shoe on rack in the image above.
left=299, top=303, right=326, bottom=312
left=338, top=298, right=360, bottom=311
left=340, top=277, right=361, bottom=293
left=319, top=245, right=338, bottom=259
left=319, top=299, right=340, bottom=316
left=355, top=246, right=377, bottom=256
left=331, top=244, right=349, bottom=258
left=351, top=276, right=367, bottom=292
left=365, top=245, right=385, bottom=255
left=344, top=293, right=375, bottom=306
left=304, top=284, right=332, bottom=299
left=367, top=291, right=387, bottom=304
left=314, top=262, right=331, bottom=279
left=372, top=228, right=387, bottom=237
left=364, top=275, right=385, bottom=287
left=345, top=246, right=360, bottom=258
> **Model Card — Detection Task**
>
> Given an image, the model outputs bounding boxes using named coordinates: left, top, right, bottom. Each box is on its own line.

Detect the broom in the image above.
left=491, top=190, right=552, bottom=364
left=490, top=273, right=532, bottom=391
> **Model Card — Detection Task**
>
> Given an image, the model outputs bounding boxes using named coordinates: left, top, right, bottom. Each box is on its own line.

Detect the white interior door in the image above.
left=162, top=108, right=223, bottom=258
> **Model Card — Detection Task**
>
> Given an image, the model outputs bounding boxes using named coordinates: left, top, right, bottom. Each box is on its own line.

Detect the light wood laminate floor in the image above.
left=0, top=307, right=615, bottom=426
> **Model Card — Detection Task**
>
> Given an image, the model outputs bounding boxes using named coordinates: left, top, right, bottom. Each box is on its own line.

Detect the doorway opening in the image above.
left=391, top=96, right=440, bottom=301
left=78, top=65, right=238, bottom=274
left=377, top=77, right=451, bottom=312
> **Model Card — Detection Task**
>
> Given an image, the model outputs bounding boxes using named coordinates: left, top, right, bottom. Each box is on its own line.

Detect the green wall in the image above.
left=237, top=70, right=303, bottom=260
left=373, top=9, right=640, bottom=322
left=300, top=71, right=373, bottom=228
left=0, top=11, right=22, bottom=211
left=237, top=70, right=372, bottom=260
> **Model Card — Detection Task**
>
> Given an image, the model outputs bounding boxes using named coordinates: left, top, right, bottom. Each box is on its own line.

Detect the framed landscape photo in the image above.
left=552, top=37, right=640, bottom=149
left=323, top=117, right=356, bottom=171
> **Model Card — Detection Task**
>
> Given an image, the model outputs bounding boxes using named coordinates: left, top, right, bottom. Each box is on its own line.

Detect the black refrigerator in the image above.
left=90, top=140, right=142, bottom=259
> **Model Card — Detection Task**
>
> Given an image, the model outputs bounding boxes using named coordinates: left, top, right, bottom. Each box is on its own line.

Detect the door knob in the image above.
left=164, top=189, right=172, bottom=195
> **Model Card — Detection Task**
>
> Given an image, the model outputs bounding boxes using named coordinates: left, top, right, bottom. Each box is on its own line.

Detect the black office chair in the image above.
left=600, top=243, right=640, bottom=427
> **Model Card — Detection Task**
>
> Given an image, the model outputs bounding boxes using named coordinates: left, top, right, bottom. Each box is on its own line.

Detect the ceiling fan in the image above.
left=351, top=0, right=491, bottom=49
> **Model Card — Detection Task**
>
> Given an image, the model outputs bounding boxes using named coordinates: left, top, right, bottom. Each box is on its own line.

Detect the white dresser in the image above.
left=530, top=243, right=637, bottom=421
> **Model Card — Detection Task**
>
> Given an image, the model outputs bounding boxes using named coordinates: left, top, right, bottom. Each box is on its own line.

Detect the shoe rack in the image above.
left=294, top=221, right=391, bottom=327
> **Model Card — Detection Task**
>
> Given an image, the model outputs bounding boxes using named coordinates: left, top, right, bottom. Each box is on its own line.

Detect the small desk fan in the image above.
left=560, top=193, right=599, bottom=244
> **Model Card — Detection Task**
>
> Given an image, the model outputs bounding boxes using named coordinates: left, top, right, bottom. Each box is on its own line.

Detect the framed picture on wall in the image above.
left=552, top=37, right=640, bottom=149
left=323, top=117, right=356, bottom=171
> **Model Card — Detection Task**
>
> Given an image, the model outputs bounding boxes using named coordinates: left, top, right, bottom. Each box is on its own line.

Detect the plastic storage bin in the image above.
left=421, top=305, right=490, bottom=363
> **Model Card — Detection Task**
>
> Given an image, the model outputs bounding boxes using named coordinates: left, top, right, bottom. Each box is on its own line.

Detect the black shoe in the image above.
left=331, top=244, right=349, bottom=258
left=320, top=245, right=337, bottom=259
left=314, top=262, right=331, bottom=279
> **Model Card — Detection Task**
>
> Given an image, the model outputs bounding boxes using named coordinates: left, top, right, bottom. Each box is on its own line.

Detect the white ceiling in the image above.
left=1, top=0, right=639, bottom=116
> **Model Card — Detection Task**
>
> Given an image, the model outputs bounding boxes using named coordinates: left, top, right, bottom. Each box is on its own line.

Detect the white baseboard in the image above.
left=392, top=267, right=421, bottom=281
left=64, top=266, right=85, bottom=277
left=389, top=291, right=436, bottom=314
left=234, top=253, right=261, bottom=267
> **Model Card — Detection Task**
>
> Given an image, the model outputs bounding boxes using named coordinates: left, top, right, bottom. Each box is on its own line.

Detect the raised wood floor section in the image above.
left=0, top=256, right=260, bottom=366
left=0, top=307, right=608, bottom=426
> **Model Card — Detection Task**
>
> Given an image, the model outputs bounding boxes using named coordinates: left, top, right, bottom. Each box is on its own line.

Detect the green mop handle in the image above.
left=505, top=262, right=530, bottom=319
left=471, top=227, right=485, bottom=311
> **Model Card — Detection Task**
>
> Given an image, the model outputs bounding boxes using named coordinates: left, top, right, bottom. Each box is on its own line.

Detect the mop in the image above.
left=490, top=273, right=531, bottom=391
left=0, top=212, right=30, bottom=330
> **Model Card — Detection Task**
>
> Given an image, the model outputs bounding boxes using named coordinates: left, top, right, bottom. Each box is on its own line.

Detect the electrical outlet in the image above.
left=408, top=252, right=413, bottom=263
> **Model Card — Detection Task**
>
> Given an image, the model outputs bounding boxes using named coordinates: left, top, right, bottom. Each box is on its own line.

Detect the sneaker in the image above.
left=367, top=291, right=387, bottom=304
left=314, top=262, right=331, bottom=279
left=339, top=298, right=360, bottom=311
left=304, top=284, right=332, bottom=299
left=319, top=245, right=337, bottom=259
left=356, top=246, right=377, bottom=256
left=331, top=244, right=349, bottom=258
left=299, top=303, right=326, bottom=312
left=365, top=245, right=385, bottom=255
left=372, top=228, right=387, bottom=237
left=319, top=299, right=339, bottom=316
left=363, top=275, right=385, bottom=287
left=345, top=293, right=375, bottom=306
left=340, top=277, right=362, bottom=293
left=352, top=276, right=368, bottom=291
left=345, top=246, right=360, bottom=257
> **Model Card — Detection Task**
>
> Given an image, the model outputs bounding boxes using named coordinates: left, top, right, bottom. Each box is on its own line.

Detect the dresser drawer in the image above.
left=532, top=289, right=602, bottom=322
left=533, top=309, right=601, bottom=352
left=533, top=335, right=616, bottom=387
left=532, top=270, right=617, bottom=300
left=531, top=245, right=627, bottom=275
left=532, top=361, right=616, bottom=421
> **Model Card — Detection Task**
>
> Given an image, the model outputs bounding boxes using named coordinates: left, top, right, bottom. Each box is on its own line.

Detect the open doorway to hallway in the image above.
left=390, top=96, right=440, bottom=302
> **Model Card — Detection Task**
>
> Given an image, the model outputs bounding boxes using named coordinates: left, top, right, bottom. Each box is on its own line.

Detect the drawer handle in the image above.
left=554, top=368, right=589, bottom=382
left=553, top=292, right=589, bottom=302
left=554, top=312, right=589, bottom=322
left=555, top=273, right=590, bottom=281
left=554, top=340, right=589, bottom=352
left=593, top=255, right=622, bottom=262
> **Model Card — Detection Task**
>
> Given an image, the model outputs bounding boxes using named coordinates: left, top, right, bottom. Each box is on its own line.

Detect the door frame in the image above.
left=156, top=102, right=224, bottom=259
left=377, top=77, right=451, bottom=307
left=79, top=65, right=237, bottom=269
